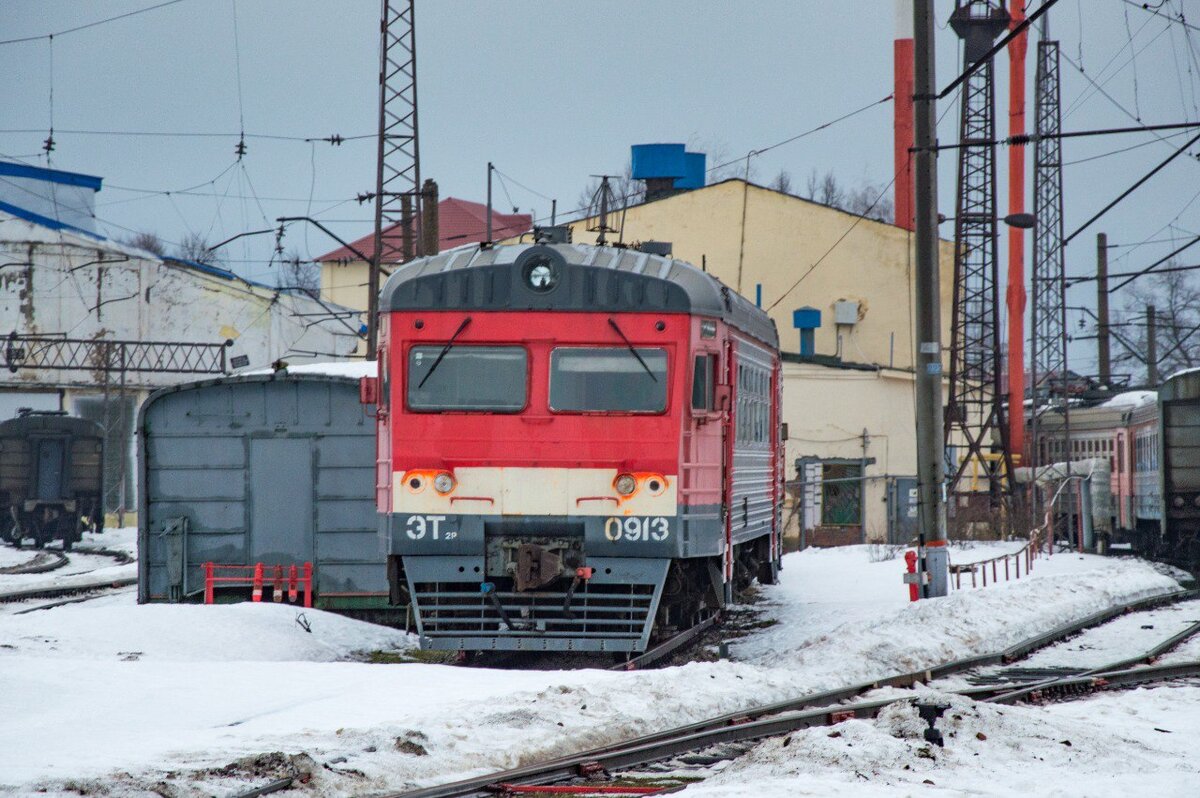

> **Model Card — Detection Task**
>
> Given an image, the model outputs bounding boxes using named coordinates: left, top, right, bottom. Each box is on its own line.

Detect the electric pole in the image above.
left=1096, top=232, right=1111, bottom=387
left=913, top=0, right=948, bottom=597
left=1147, top=305, right=1159, bottom=386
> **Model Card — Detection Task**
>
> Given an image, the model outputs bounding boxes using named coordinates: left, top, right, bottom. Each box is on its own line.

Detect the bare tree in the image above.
left=770, top=170, right=793, bottom=195
left=277, top=249, right=320, bottom=296
left=121, top=231, right=166, bottom=257
left=802, top=168, right=894, bottom=224
left=1116, top=266, right=1200, bottom=383
left=174, top=233, right=225, bottom=267
left=843, top=182, right=895, bottom=224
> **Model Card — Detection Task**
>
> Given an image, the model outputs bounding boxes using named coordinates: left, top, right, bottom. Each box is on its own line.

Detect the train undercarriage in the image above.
left=390, top=536, right=777, bottom=654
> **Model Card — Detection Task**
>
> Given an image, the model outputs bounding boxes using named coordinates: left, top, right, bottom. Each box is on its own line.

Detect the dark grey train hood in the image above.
left=380, top=243, right=779, bottom=348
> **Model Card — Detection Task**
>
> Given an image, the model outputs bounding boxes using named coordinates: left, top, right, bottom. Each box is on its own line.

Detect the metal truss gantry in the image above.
left=946, top=0, right=1013, bottom=504
left=4, top=334, right=230, bottom=515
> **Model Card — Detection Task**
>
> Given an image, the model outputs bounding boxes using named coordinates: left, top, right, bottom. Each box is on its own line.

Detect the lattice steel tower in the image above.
left=1029, top=18, right=1069, bottom=478
left=368, top=0, right=421, bottom=358
left=946, top=0, right=1013, bottom=502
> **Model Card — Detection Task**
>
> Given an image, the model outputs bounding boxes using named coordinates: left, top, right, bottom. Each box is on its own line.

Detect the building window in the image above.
left=821, top=462, right=862, bottom=526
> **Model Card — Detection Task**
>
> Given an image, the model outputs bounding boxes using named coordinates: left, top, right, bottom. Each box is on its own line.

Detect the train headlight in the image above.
left=434, top=472, right=455, bottom=494
left=614, top=473, right=637, bottom=496
left=407, top=475, right=425, bottom=492
left=1193, top=496, right=1200, bottom=509
left=646, top=475, right=667, bottom=496
left=1173, top=496, right=1185, bottom=508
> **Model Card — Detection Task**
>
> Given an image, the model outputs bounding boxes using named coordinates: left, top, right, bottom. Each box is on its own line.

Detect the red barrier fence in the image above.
left=202, top=562, right=312, bottom=607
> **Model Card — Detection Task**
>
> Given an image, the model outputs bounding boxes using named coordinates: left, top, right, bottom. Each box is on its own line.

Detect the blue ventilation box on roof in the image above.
left=793, top=307, right=821, bottom=330
left=793, top=306, right=821, bottom=357
left=677, top=151, right=707, bottom=190
left=631, top=144, right=687, bottom=180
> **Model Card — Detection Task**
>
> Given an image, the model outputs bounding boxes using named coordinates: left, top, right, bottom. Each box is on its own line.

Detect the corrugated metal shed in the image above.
left=137, top=369, right=392, bottom=617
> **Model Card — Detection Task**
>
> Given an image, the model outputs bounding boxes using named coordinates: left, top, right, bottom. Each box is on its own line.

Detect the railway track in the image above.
left=0, top=544, right=137, bottom=606
left=368, top=587, right=1200, bottom=798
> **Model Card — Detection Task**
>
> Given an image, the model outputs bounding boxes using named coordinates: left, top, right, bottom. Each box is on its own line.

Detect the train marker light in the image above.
left=615, top=474, right=637, bottom=496
left=434, top=472, right=455, bottom=494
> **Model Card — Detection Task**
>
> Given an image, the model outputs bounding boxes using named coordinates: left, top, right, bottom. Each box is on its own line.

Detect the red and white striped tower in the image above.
left=1007, top=2, right=1029, bottom=462
left=894, top=0, right=916, bottom=232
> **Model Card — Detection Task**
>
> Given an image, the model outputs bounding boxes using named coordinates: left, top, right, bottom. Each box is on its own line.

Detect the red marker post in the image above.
left=902, top=550, right=928, bottom=601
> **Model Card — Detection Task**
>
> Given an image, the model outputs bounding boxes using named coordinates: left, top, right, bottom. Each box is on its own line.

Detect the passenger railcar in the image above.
left=1158, top=369, right=1200, bottom=563
left=0, top=410, right=103, bottom=550
left=371, top=242, right=782, bottom=653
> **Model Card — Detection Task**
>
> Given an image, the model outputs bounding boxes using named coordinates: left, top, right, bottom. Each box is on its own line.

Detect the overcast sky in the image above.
left=2, top=1, right=1199, bottom=376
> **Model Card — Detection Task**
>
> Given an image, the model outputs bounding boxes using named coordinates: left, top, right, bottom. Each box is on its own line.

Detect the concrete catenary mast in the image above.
left=910, top=0, right=950, bottom=596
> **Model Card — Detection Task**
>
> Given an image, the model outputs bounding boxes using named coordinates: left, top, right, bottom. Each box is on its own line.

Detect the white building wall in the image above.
left=0, top=214, right=363, bottom=512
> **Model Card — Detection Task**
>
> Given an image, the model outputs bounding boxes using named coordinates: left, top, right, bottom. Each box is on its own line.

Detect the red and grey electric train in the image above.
left=1035, top=369, right=1200, bottom=564
left=370, top=241, right=782, bottom=652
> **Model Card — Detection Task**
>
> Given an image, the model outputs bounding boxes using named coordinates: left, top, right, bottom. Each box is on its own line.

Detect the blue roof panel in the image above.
left=0, top=162, right=103, bottom=191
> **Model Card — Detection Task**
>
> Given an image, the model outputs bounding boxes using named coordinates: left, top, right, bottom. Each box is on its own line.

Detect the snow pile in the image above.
left=1100, top=389, right=1157, bottom=408
left=79, top=524, right=138, bottom=558
left=681, top=687, right=1200, bottom=796
left=243, top=360, right=374, bottom=378
left=0, top=600, right=416, bottom=662
left=734, top=546, right=1179, bottom=676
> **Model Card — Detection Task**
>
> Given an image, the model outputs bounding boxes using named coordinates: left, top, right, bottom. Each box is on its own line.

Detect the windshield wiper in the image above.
left=418, top=316, right=472, bottom=389
left=607, top=318, right=657, bottom=382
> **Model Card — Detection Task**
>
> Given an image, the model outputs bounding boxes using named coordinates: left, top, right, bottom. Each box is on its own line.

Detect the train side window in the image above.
left=692, top=354, right=716, bottom=411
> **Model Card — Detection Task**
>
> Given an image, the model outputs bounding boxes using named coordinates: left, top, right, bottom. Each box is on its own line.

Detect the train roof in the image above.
left=1161, top=368, right=1200, bottom=401
left=380, top=243, right=779, bottom=348
left=0, top=412, right=102, bottom=438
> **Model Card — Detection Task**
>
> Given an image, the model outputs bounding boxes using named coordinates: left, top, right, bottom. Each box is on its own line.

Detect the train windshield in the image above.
left=549, top=347, right=668, bottom=413
left=407, top=346, right=527, bottom=412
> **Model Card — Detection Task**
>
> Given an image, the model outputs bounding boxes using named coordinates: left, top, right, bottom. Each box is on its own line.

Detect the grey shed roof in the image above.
left=380, top=243, right=779, bottom=348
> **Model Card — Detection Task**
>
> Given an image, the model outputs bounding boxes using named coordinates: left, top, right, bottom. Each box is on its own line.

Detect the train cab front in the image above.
left=381, top=315, right=690, bottom=653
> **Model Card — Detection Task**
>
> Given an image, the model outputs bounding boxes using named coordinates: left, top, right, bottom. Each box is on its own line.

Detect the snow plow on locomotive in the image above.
left=369, top=242, right=783, bottom=653
left=0, top=409, right=103, bottom=550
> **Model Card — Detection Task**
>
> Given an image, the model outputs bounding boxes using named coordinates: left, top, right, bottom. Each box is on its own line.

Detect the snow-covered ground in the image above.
left=0, top=526, right=137, bottom=600
left=0, top=539, right=1193, bottom=796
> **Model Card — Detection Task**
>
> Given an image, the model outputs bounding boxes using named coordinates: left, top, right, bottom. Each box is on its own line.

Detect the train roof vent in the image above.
left=636, top=241, right=672, bottom=257
left=533, top=225, right=571, bottom=244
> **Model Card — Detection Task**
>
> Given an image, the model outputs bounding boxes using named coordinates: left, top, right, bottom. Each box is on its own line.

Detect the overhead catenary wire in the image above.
left=0, top=0, right=191, bottom=46
left=1062, top=129, right=1200, bottom=247
left=0, top=128, right=372, bottom=143
left=1121, top=0, right=1200, bottom=34
left=1106, top=234, right=1200, bottom=291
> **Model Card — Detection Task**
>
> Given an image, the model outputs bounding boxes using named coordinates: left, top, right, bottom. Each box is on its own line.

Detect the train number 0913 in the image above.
left=604, top=516, right=670, bottom=542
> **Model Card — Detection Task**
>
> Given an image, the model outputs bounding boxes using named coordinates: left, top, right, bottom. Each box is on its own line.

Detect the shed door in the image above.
left=249, top=438, right=314, bottom=564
